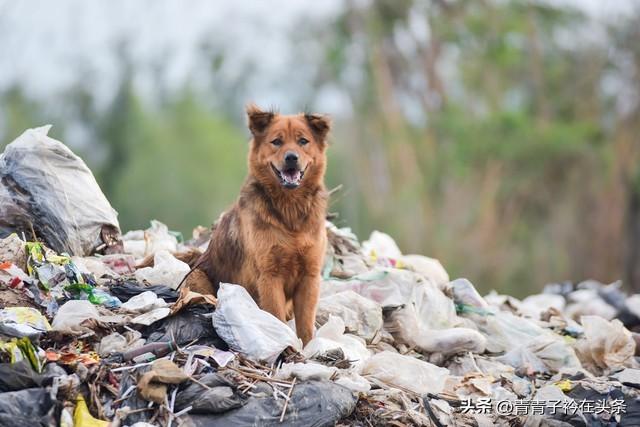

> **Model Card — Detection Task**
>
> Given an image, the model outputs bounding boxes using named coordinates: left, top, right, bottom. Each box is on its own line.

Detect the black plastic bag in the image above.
left=109, top=279, right=178, bottom=303
left=145, top=305, right=227, bottom=349
left=0, top=387, right=59, bottom=427
left=0, top=361, right=42, bottom=392
left=186, top=380, right=356, bottom=427
left=175, top=373, right=247, bottom=414
left=117, top=366, right=153, bottom=426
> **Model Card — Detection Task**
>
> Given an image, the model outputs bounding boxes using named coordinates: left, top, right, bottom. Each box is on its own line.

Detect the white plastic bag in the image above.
left=315, top=290, right=383, bottom=342
left=519, top=294, right=566, bottom=320
left=51, top=300, right=101, bottom=334
left=470, top=311, right=547, bottom=353
left=362, top=231, right=403, bottom=259
left=120, top=291, right=167, bottom=313
left=574, top=315, right=636, bottom=375
left=123, top=220, right=179, bottom=258
left=0, top=307, right=51, bottom=338
left=361, top=351, right=450, bottom=395
left=335, top=373, right=371, bottom=393
left=303, top=316, right=371, bottom=370
left=134, top=250, right=189, bottom=289
left=385, top=303, right=486, bottom=355
left=450, top=278, right=489, bottom=310
left=0, top=126, right=120, bottom=256
left=275, top=362, right=338, bottom=381
left=497, top=334, right=582, bottom=374
left=212, top=283, right=301, bottom=363
left=400, top=254, right=449, bottom=285
left=97, top=332, right=128, bottom=356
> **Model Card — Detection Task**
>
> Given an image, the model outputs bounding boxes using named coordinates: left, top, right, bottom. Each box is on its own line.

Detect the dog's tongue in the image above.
left=283, top=169, right=302, bottom=185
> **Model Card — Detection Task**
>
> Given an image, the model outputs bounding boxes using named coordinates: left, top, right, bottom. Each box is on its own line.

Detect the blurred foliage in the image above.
left=1, top=0, right=639, bottom=296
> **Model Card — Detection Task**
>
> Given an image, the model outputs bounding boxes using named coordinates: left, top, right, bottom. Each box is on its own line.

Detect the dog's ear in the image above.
left=304, top=113, right=331, bottom=141
left=246, top=103, right=274, bottom=136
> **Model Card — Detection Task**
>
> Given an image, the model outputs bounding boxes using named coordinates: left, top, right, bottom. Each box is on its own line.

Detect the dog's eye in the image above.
left=298, top=138, right=309, bottom=146
left=270, top=138, right=282, bottom=146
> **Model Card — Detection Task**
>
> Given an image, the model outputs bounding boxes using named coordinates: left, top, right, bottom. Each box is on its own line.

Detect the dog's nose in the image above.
left=284, top=151, right=299, bottom=164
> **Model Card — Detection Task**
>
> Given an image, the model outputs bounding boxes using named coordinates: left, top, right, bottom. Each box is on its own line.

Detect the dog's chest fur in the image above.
left=201, top=179, right=327, bottom=303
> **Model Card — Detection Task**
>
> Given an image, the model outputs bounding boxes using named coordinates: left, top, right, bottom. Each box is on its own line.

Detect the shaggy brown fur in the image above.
left=192, top=104, right=331, bottom=345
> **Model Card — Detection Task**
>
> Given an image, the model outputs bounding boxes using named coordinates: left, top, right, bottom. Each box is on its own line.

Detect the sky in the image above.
left=0, top=0, right=634, bottom=115
left=0, top=0, right=343, bottom=114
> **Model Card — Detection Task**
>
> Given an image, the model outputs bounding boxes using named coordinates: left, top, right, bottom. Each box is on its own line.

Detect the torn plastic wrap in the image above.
left=0, top=126, right=121, bottom=256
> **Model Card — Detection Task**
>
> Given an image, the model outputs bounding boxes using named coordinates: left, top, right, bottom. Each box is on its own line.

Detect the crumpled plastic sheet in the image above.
left=212, top=283, right=301, bottom=364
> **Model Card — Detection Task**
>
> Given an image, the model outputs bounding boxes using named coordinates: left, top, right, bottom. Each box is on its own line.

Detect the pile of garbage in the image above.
left=1, top=126, right=640, bottom=427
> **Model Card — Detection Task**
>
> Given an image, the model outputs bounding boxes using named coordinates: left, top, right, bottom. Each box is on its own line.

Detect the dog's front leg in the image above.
left=257, top=276, right=287, bottom=323
left=293, top=274, right=320, bottom=346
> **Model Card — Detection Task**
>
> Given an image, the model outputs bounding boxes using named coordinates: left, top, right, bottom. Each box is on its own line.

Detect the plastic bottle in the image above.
left=122, top=340, right=176, bottom=363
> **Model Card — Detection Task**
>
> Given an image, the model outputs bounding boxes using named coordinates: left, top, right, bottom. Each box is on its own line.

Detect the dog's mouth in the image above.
left=271, top=163, right=305, bottom=189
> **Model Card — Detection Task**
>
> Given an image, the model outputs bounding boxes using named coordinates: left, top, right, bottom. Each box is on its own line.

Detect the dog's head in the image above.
left=246, top=104, right=330, bottom=190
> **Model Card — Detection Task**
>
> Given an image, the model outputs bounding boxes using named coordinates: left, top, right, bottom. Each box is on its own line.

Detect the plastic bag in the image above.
left=122, top=220, right=179, bottom=258
left=134, top=250, right=189, bottom=289
left=362, top=231, right=403, bottom=259
left=276, top=362, right=339, bottom=381
left=0, top=307, right=51, bottom=338
left=131, top=307, right=171, bottom=326
left=497, top=334, right=582, bottom=374
left=335, top=372, right=371, bottom=393
left=0, top=387, right=59, bottom=427
left=469, top=310, right=547, bottom=353
left=324, top=223, right=371, bottom=278
left=0, top=234, right=27, bottom=271
left=385, top=304, right=486, bottom=355
left=212, top=283, right=301, bottom=363
left=519, top=294, right=566, bottom=320
left=399, top=254, right=449, bottom=285
left=96, top=333, right=128, bottom=356
left=185, top=380, right=356, bottom=427
left=71, top=256, right=118, bottom=281
left=303, top=316, right=370, bottom=370
left=574, top=315, right=636, bottom=375
left=361, top=351, right=450, bottom=395
left=315, top=290, right=383, bottom=342
left=120, top=291, right=167, bottom=314
left=450, top=278, right=489, bottom=313
left=565, top=289, right=617, bottom=321
left=146, top=305, right=225, bottom=348
left=74, top=395, right=109, bottom=427
left=108, top=279, right=178, bottom=303
left=0, top=126, right=121, bottom=256
left=175, top=373, right=247, bottom=414
left=0, top=337, right=43, bottom=372
left=51, top=300, right=105, bottom=334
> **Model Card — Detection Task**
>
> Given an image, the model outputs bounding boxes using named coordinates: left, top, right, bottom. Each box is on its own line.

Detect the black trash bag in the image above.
left=175, top=373, right=247, bottom=414
left=109, top=279, right=178, bottom=303
left=0, top=361, right=42, bottom=392
left=117, top=366, right=153, bottom=425
left=145, top=305, right=227, bottom=349
left=186, top=380, right=356, bottom=427
left=0, top=360, right=71, bottom=393
left=0, top=125, right=121, bottom=256
left=0, top=387, right=60, bottom=427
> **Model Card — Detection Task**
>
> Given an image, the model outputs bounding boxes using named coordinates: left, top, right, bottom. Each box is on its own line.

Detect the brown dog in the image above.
left=192, top=104, right=330, bottom=345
